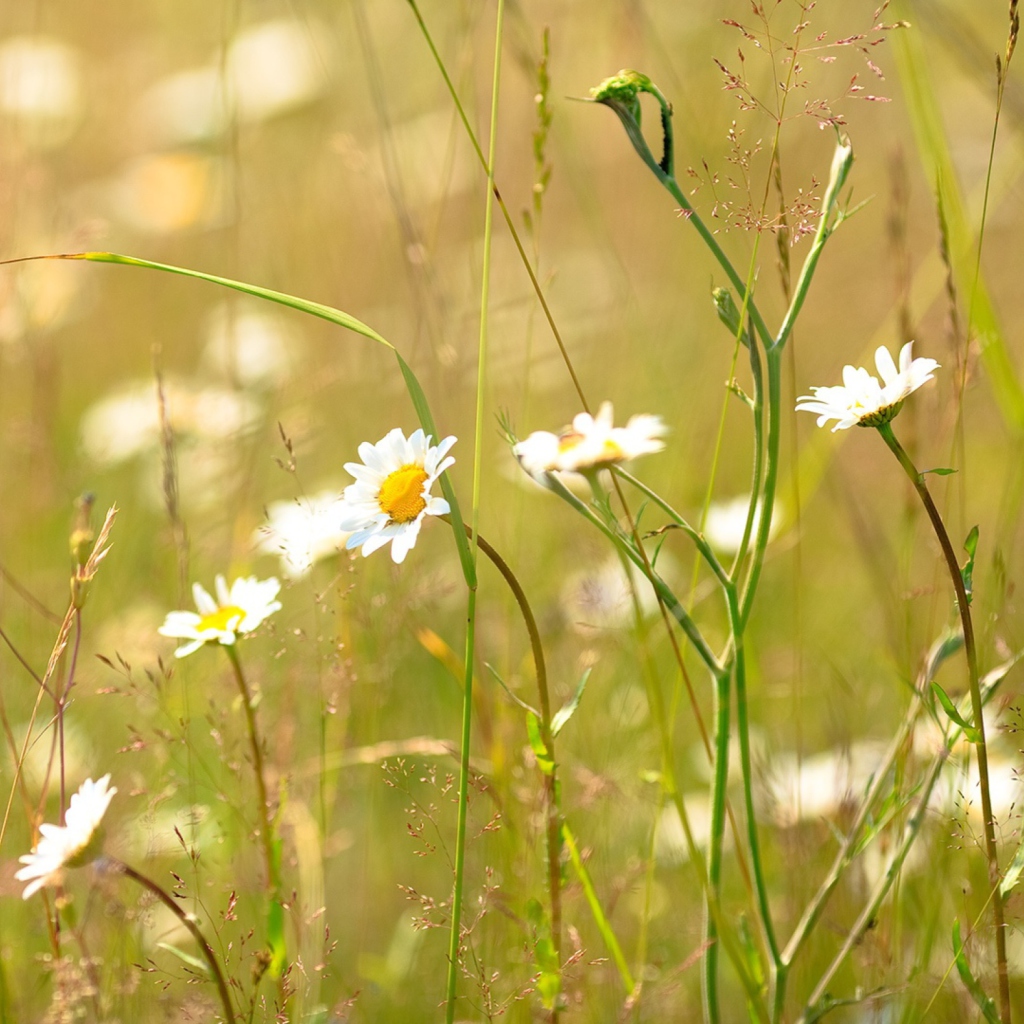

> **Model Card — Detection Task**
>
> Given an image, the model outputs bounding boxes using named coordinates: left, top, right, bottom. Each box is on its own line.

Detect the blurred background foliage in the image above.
left=0, top=1, right=1022, bottom=1020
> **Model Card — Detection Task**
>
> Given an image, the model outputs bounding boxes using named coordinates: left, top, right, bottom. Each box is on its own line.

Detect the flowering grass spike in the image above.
left=159, top=574, right=282, bottom=657
left=16, top=775, right=117, bottom=898
left=514, top=401, right=666, bottom=477
left=339, top=427, right=456, bottom=564
left=795, top=341, right=939, bottom=431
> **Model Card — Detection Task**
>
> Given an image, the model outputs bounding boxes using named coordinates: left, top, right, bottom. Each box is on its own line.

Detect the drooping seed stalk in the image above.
left=115, top=858, right=236, bottom=1024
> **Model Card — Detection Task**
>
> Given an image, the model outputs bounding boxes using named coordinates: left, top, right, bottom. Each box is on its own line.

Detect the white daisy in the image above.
left=254, top=490, right=350, bottom=578
left=338, top=428, right=455, bottom=564
left=158, top=575, right=282, bottom=658
left=513, top=401, right=666, bottom=477
left=795, top=341, right=939, bottom=432
left=16, top=775, right=117, bottom=899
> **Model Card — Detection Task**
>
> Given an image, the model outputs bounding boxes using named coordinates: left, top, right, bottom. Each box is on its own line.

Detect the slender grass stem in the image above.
left=445, top=589, right=477, bottom=1021
left=876, top=421, right=1009, bottom=1021
left=776, top=683, right=926, bottom=1020
left=795, top=663, right=1005, bottom=1024
left=563, top=822, right=634, bottom=994
left=405, top=0, right=590, bottom=411
left=446, top=5, right=504, bottom=1019
left=115, top=859, right=236, bottom=1024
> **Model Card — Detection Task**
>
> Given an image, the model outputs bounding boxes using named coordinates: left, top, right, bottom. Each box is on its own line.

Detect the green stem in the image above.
left=543, top=476, right=724, bottom=678
left=405, top=0, right=590, bottom=411
left=776, top=684, right=926, bottom=1020
left=446, top=5, right=504, bottom=1018
left=563, top=822, right=634, bottom=993
left=445, top=588, right=477, bottom=1021
left=446, top=520, right=562, bottom=978
left=726, top=585, right=780, bottom=978
left=614, top=469, right=730, bottom=588
left=740, top=348, right=783, bottom=629
left=116, top=859, right=236, bottom=1024
left=703, top=666, right=731, bottom=1024
left=796, top=748, right=946, bottom=1023
left=876, top=421, right=1009, bottom=1022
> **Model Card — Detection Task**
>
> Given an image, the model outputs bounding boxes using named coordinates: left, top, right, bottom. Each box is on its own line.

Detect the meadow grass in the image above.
left=1, top=2, right=1023, bottom=1022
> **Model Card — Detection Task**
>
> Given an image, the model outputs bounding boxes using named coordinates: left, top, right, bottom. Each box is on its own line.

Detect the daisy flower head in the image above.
left=338, top=427, right=455, bottom=564
left=513, top=401, right=667, bottom=478
left=795, top=342, right=939, bottom=432
left=159, top=574, right=282, bottom=658
left=16, top=775, right=117, bottom=899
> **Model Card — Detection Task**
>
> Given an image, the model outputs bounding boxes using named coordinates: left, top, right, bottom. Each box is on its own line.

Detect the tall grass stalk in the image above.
left=444, top=5, right=504, bottom=1019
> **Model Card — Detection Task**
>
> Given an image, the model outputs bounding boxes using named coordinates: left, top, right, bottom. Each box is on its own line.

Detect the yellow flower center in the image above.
left=198, top=605, right=245, bottom=633
left=557, top=430, right=585, bottom=452
left=378, top=464, right=429, bottom=523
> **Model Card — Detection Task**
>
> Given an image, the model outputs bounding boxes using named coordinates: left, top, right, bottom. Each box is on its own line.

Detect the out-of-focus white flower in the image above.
left=16, top=776, right=116, bottom=899
left=80, top=379, right=260, bottom=465
left=0, top=36, right=81, bottom=147
left=255, top=491, right=350, bottom=578
left=656, top=794, right=734, bottom=865
left=227, top=20, right=328, bottom=122
left=561, top=553, right=666, bottom=633
left=339, top=428, right=455, bottom=564
left=514, top=401, right=666, bottom=477
left=761, top=742, right=885, bottom=827
left=796, top=342, right=939, bottom=432
left=703, top=496, right=779, bottom=555
left=202, top=302, right=297, bottom=388
left=158, top=575, right=281, bottom=658
left=136, top=20, right=328, bottom=147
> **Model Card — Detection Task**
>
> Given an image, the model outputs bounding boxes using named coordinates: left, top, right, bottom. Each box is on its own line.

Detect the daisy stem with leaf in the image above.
left=443, top=516, right=563, bottom=1002
left=876, top=420, right=1010, bottom=1022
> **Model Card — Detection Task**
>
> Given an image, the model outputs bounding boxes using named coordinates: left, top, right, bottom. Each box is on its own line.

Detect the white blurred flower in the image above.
left=561, top=553, right=666, bottom=633
left=159, top=575, right=282, bottom=658
left=762, top=742, right=885, bottom=828
left=227, top=20, right=327, bottom=122
left=80, top=379, right=260, bottom=465
left=202, top=302, right=297, bottom=388
left=16, top=775, right=116, bottom=899
left=255, top=491, right=350, bottom=578
left=339, top=428, right=455, bottom=564
left=514, top=401, right=666, bottom=477
left=0, top=36, right=81, bottom=147
left=703, top=496, right=778, bottom=555
left=136, top=20, right=328, bottom=147
left=656, top=794, right=734, bottom=865
left=796, top=342, right=939, bottom=432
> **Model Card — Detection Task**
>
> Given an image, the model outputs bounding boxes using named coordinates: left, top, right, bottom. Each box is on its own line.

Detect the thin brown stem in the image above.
left=115, top=859, right=236, bottom=1023
left=877, top=421, right=1009, bottom=1022
left=224, top=645, right=276, bottom=895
